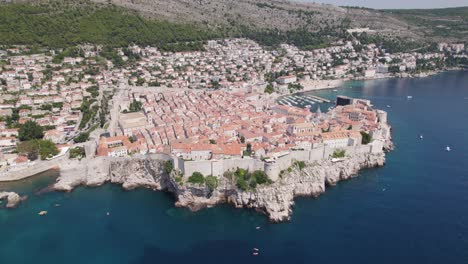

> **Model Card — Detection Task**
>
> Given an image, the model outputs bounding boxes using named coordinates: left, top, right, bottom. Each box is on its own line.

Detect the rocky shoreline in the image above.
left=0, top=192, right=26, bottom=208
left=48, top=137, right=393, bottom=222
left=173, top=152, right=387, bottom=222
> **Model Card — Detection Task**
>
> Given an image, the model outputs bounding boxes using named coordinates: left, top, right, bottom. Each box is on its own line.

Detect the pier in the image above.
left=307, top=95, right=331, bottom=103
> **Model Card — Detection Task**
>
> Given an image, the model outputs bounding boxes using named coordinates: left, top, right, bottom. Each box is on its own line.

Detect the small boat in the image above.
left=252, top=252, right=259, bottom=256
left=333, top=89, right=338, bottom=92
left=419, top=135, right=423, bottom=139
left=407, top=95, right=413, bottom=99
left=386, top=105, right=391, bottom=108
left=106, top=212, right=111, bottom=216
left=255, top=226, right=261, bottom=230
left=446, top=146, right=451, bottom=152
left=38, top=211, right=48, bottom=216
left=253, top=248, right=259, bottom=251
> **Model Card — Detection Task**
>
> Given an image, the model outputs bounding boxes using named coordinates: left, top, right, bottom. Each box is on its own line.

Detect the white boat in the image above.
left=407, top=96, right=413, bottom=99
left=333, top=89, right=338, bottom=92
left=446, top=146, right=451, bottom=152
left=419, top=135, right=423, bottom=139
left=386, top=105, right=391, bottom=108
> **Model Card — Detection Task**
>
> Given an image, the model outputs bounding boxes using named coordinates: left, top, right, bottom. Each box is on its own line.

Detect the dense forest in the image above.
left=0, top=1, right=438, bottom=53
left=0, top=1, right=219, bottom=48
left=0, top=0, right=348, bottom=50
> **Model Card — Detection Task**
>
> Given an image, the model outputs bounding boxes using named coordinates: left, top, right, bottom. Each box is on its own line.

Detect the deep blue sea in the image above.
left=1, top=71, right=468, bottom=264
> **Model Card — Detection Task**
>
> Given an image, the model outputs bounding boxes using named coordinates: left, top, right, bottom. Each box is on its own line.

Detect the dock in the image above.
left=308, top=95, right=331, bottom=103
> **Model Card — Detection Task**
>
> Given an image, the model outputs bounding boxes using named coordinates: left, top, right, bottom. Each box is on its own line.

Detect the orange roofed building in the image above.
left=97, top=136, right=147, bottom=157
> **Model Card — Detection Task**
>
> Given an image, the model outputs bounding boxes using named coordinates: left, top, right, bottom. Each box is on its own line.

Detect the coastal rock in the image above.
left=171, top=152, right=385, bottom=222
left=53, top=149, right=388, bottom=222
left=53, top=156, right=166, bottom=191
left=109, top=158, right=166, bottom=190
left=0, top=192, right=25, bottom=208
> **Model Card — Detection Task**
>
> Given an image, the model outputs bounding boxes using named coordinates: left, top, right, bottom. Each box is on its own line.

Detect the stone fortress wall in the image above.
left=175, top=139, right=385, bottom=181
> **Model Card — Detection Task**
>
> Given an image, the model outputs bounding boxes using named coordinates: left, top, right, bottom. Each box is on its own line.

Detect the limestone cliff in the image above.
left=172, top=152, right=385, bottom=222
left=53, top=151, right=387, bottom=222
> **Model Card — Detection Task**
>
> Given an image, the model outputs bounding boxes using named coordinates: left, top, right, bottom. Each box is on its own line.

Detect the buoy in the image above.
left=38, top=211, right=47, bottom=216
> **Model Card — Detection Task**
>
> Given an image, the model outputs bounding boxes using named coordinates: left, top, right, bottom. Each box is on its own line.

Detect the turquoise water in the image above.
left=1, top=71, right=468, bottom=263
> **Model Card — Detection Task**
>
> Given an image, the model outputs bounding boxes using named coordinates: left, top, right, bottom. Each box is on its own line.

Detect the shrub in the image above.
left=236, top=177, right=249, bottom=191
left=164, top=160, right=173, bottom=174
left=69, top=147, right=86, bottom=159
left=234, top=168, right=271, bottom=191
left=264, top=83, right=274, bottom=94
left=332, top=150, right=346, bottom=158
left=18, top=120, right=44, bottom=141
left=205, top=176, right=218, bottom=191
left=251, top=170, right=271, bottom=185
left=361, top=131, right=372, bottom=145
left=17, top=139, right=59, bottom=160
left=174, top=175, right=183, bottom=185
left=294, top=161, right=306, bottom=170
left=38, top=140, right=59, bottom=160
left=74, top=132, right=89, bottom=143
left=188, top=172, right=205, bottom=184
left=128, top=99, right=142, bottom=112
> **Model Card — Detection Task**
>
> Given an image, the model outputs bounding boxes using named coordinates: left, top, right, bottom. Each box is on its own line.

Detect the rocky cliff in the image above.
left=53, top=151, right=386, bottom=222
left=172, top=152, right=385, bottom=222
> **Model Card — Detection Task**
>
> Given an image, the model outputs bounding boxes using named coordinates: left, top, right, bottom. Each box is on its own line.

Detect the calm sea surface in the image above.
left=1, top=71, right=468, bottom=264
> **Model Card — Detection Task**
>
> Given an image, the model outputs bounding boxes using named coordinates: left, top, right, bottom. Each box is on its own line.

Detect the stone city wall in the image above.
left=177, top=140, right=385, bottom=180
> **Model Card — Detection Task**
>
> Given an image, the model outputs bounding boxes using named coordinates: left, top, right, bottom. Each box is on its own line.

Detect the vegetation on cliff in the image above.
left=332, top=150, right=346, bottom=159
left=360, top=131, right=372, bottom=145
left=223, top=168, right=272, bottom=191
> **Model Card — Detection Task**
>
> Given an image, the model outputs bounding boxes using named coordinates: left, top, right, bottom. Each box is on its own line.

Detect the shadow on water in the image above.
left=0, top=169, right=59, bottom=195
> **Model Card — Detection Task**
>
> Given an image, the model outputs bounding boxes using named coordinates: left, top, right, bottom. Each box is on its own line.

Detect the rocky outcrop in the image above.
left=172, top=152, right=385, bottom=222
left=109, top=158, right=167, bottom=190
left=54, top=156, right=167, bottom=191
left=0, top=191, right=26, bottom=208
left=53, top=151, right=388, bottom=222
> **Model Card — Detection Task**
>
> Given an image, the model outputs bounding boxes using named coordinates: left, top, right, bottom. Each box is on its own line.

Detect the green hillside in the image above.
left=0, top=1, right=218, bottom=48
left=382, top=7, right=468, bottom=39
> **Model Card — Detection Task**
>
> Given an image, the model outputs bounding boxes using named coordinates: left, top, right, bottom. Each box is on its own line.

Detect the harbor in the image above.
left=277, top=93, right=332, bottom=108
